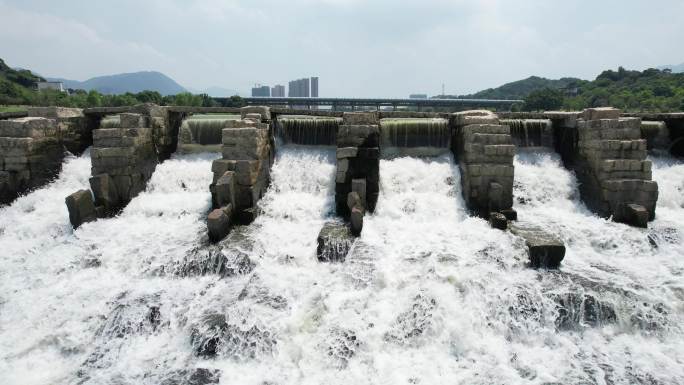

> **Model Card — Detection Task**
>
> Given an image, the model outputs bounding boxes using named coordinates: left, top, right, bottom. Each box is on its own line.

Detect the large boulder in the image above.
left=65, top=190, right=97, bottom=229
left=207, top=205, right=233, bottom=243
left=317, top=222, right=355, bottom=262
left=510, top=222, right=566, bottom=269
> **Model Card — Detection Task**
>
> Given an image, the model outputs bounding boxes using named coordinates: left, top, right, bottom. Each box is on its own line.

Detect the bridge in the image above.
left=219, top=97, right=524, bottom=111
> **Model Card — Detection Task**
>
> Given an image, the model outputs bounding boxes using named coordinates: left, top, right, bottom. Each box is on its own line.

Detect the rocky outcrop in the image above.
left=207, top=108, right=273, bottom=242
left=452, top=110, right=515, bottom=217
left=0, top=117, right=64, bottom=204
left=575, top=108, right=658, bottom=227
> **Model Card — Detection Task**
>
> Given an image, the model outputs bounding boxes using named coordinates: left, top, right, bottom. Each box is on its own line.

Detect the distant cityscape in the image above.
left=251, top=76, right=319, bottom=98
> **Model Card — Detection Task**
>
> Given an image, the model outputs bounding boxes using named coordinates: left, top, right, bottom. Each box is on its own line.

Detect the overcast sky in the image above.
left=1, top=0, right=683, bottom=97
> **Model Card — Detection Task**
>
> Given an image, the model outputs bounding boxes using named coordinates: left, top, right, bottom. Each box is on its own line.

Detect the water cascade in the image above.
left=500, top=118, right=553, bottom=147
left=276, top=116, right=341, bottom=145
left=379, top=118, right=450, bottom=157
left=179, top=114, right=241, bottom=146
left=1, top=140, right=684, bottom=384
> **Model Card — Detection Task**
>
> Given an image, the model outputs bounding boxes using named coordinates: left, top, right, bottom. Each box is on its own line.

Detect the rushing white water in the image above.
left=1, top=146, right=683, bottom=385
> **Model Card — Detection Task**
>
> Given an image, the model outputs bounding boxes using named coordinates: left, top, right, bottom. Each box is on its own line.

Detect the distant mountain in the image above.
left=462, top=76, right=583, bottom=99
left=47, top=71, right=186, bottom=96
left=658, top=63, right=684, bottom=73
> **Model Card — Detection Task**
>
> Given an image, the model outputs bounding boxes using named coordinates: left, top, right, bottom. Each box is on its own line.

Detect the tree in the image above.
left=86, top=90, right=102, bottom=107
left=523, top=88, right=564, bottom=111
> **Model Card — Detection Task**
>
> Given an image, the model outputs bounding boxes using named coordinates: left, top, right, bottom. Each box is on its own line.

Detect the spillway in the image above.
left=380, top=118, right=450, bottom=157
left=276, top=116, right=341, bottom=145
left=1, top=143, right=683, bottom=384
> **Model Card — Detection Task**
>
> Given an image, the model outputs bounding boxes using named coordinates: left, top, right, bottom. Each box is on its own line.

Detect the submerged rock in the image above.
left=190, top=311, right=277, bottom=360
left=317, top=222, right=355, bottom=262
left=384, top=293, right=437, bottom=345
left=176, top=245, right=255, bottom=278
left=551, top=292, right=616, bottom=330
left=160, top=368, right=221, bottom=385
left=325, top=328, right=361, bottom=369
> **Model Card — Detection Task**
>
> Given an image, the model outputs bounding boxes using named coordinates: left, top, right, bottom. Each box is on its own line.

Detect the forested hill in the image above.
left=462, top=76, right=581, bottom=100
left=440, top=67, right=684, bottom=112
left=0, top=58, right=45, bottom=105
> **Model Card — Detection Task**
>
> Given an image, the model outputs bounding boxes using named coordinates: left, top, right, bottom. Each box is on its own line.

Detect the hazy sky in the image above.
left=1, top=0, right=683, bottom=97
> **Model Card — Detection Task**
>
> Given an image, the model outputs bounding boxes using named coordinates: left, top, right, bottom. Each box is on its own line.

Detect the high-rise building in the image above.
left=286, top=77, right=319, bottom=98
left=311, top=77, right=319, bottom=97
left=271, top=84, right=285, bottom=97
left=251, top=84, right=270, bottom=97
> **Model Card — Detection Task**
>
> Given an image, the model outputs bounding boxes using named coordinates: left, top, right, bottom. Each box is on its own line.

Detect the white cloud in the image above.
left=1, top=0, right=683, bottom=96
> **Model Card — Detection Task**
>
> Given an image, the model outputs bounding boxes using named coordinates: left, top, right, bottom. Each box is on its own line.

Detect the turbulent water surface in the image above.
left=0, top=147, right=683, bottom=384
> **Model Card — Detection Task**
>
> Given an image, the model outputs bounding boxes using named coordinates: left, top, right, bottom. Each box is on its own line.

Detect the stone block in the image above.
left=65, top=190, right=97, bottom=229
left=350, top=206, right=364, bottom=236
left=207, top=205, right=233, bottom=242
left=211, top=159, right=237, bottom=175
left=215, top=171, right=236, bottom=208
left=244, top=113, right=262, bottom=122
left=119, top=113, right=146, bottom=128
left=489, top=212, right=507, bottom=230
left=89, top=174, right=120, bottom=213
left=581, top=107, right=621, bottom=121
left=625, top=204, right=649, bottom=228
left=240, top=106, right=271, bottom=121
left=27, top=106, right=83, bottom=119
left=461, top=124, right=510, bottom=136
left=351, top=179, right=367, bottom=207
left=0, top=117, right=57, bottom=138
left=235, top=160, right=261, bottom=186
left=336, top=171, right=348, bottom=184
left=224, top=120, right=258, bottom=129
left=510, top=223, right=566, bottom=269
left=337, top=158, right=349, bottom=173
left=336, top=147, right=358, bottom=159
left=465, top=133, right=513, bottom=145
left=451, top=110, right=497, bottom=126
left=336, top=125, right=380, bottom=148
left=221, top=142, right=269, bottom=161
left=317, top=222, right=354, bottom=262
left=347, top=191, right=362, bottom=211
left=342, top=112, right=379, bottom=125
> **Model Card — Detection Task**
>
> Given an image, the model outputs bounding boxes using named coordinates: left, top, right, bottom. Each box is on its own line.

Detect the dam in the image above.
left=1, top=105, right=683, bottom=384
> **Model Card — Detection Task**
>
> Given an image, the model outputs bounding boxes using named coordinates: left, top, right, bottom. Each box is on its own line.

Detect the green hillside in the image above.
left=466, top=76, right=582, bottom=100
left=447, top=67, right=684, bottom=112
left=0, top=58, right=45, bottom=105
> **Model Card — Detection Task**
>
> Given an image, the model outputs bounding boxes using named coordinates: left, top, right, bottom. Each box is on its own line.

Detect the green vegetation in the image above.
left=0, top=58, right=245, bottom=109
left=523, top=88, right=564, bottom=111
left=466, top=76, right=580, bottom=100
left=559, top=67, right=684, bottom=112
left=440, top=67, right=684, bottom=112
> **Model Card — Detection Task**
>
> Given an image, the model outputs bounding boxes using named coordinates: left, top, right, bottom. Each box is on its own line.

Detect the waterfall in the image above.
left=277, top=116, right=341, bottom=145
left=181, top=114, right=241, bottom=145
left=1, top=145, right=683, bottom=384
left=380, top=118, right=450, bottom=157
left=500, top=119, right=552, bottom=147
